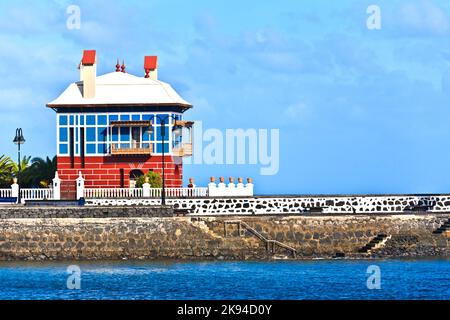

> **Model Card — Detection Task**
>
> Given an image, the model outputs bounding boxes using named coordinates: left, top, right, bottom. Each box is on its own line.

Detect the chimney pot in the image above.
left=144, top=56, right=158, bottom=80
left=80, top=50, right=97, bottom=99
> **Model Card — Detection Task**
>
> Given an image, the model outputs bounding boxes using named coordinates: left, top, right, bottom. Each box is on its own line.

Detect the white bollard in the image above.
left=217, top=177, right=226, bottom=196
left=236, top=177, right=245, bottom=196
left=245, top=178, right=254, bottom=196
left=227, top=177, right=236, bottom=196
left=208, top=177, right=217, bottom=197
left=76, top=172, right=85, bottom=200
left=52, top=172, right=61, bottom=200
left=11, top=178, right=19, bottom=203
left=143, top=177, right=151, bottom=197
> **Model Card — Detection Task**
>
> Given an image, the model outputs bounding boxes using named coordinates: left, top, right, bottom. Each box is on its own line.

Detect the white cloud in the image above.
left=398, top=0, right=450, bottom=36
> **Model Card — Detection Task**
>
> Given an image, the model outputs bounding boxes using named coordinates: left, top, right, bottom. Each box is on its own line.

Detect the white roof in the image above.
left=47, top=72, right=191, bottom=107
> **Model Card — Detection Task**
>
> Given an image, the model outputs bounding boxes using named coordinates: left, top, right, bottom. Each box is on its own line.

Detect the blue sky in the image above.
left=1, top=0, right=450, bottom=194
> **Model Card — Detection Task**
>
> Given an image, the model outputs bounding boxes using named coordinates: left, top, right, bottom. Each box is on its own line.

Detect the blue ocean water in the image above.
left=0, top=259, right=448, bottom=300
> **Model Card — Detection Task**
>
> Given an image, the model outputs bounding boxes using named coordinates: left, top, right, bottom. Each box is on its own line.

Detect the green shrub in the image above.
left=135, top=171, right=162, bottom=188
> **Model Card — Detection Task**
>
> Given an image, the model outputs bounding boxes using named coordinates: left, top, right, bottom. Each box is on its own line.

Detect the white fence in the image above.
left=84, top=188, right=143, bottom=199
left=149, top=187, right=208, bottom=198
left=83, top=187, right=208, bottom=199
left=0, top=189, right=12, bottom=198
left=20, top=188, right=54, bottom=201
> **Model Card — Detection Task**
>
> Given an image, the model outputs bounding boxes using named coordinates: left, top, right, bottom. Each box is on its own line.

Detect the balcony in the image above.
left=172, top=143, right=192, bottom=157
left=111, top=142, right=152, bottom=155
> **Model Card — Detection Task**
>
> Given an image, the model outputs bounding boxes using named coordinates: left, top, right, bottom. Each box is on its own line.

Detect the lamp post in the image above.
left=13, top=128, right=25, bottom=203
left=154, top=114, right=178, bottom=206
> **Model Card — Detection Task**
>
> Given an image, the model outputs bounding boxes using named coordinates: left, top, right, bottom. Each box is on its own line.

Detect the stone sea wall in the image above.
left=0, top=213, right=448, bottom=260
left=85, top=194, right=450, bottom=215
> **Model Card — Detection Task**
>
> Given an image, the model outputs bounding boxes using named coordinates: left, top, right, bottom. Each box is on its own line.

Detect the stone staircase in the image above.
left=223, top=220, right=297, bottom=258
left=359, top=234, right=391, bottom=254
left=432, top=218, right=450, bottom=235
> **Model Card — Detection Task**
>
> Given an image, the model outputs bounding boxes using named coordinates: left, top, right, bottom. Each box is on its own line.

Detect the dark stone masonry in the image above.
left=0, top=206, right=448, bottom=261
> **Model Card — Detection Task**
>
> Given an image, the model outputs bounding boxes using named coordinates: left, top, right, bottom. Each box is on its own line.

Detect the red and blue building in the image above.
left=47, top=50, right=193, bottom=199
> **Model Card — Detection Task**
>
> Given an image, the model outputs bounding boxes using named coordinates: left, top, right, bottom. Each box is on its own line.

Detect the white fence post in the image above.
left=52, top=172, right=61, bottom=200
left=143, top=177, right=151, bottom=197
left=11, top=178, right=19, bottom=203
left=208, top=177, right=218, bottom=197
left=76, top=172, right=85, bottom=200
left=227, top=177, right=236, bottom=196
left=245, top=178, right=254, bottom=196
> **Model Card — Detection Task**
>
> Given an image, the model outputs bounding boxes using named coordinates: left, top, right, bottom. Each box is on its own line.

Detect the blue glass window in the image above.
left=156, top=143, right=169, bottom=153
left=80, top=115, right=84, bottom=125
left=97, top=127, right=107, bottom=142
left=112, top=127, right=119, bottom=142
left=120, top=127, right=129, bottom=141
left=75, top=128, right=78, bottom=142
left=120, top=114, right=130, bottom=121
left=142, top=128, right=153, bottom=141
left=86, top=127, right=96, bottom=142
left=69, top=116, right=74, bottom=125
left=109, top=114, right=118, bottom=122
left=75, top=145, right=79, bottom=154
left=131, top=114, right=140, bottom=121
left=98, top=144, right=106, bottom=154
left=142, top=114, right=154, bottom=122
left=59, top=128, right=68, bottom=142
left=59, top=144, right=68, bottom=154
left=156, top=126, right=169, bottom=140
left=98, top=115, right=107, bottom=125
left=86, top=115, right=96, bottom=125
left=86, top=144, right=96, bottom=154
left=59, top=115, right=68, bottom=125
left=155, top=114, right=169, bottom=124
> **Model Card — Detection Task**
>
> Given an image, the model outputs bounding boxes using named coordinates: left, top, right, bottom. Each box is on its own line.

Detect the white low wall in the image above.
left=84, top=194, right=450, bottom=215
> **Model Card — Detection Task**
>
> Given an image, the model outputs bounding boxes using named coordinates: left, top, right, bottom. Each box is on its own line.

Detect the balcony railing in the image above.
left=111, top=142, right=152, bottom=155
left=172, top=143, right=193, bottom=157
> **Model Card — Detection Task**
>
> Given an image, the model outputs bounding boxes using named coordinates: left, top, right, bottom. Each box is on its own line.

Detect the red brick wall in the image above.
left=57, top=156, right=183, bottom=199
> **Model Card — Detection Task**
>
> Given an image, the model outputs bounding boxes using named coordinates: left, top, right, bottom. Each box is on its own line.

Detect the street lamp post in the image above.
left=155, top=114, right=178, bottom=206
left=13, top=128, right=25, bottom=204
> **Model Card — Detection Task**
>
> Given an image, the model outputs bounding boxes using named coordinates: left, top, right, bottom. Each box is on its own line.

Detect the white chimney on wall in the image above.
left=79, top=50, right=97, bottom=98
left=144, top=56, right=158, bottom=80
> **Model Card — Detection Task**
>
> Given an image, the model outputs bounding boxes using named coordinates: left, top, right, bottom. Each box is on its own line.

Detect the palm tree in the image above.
left=0, top=155, right=13, bottom=187
left=25, top=156, right=57, bottom=188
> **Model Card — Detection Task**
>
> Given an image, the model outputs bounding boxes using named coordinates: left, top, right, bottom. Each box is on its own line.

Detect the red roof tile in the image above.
left=82, top=50, right=96, bottom=65
left=144, top=56, right=157, bottom=70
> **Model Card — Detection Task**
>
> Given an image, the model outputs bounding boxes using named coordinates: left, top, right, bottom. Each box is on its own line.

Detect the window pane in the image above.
left=120, top=114, right=130, bottom=121
left=120, top=127, right=130, bottom=141
left=155, top=114, right=169, bottom=124
left=109, top=114, right=118, bottom=122
left=59, top=144, right=68, bottom=154
left=86, top=144, right=96, bottom=154
left=97, top=127, right=107, bottom=142
left=98, top=115, right=107, bottom=125
left=156, top=143, right=169, bottom=153
left=86, top=115, right=96, bottom=125
left=86, top=127, right=96, bottom=142
left=59, top=128, right=68, bottom=142
left=131, top=114, right=140, bottom=121
left=80, top=115, right=84, bottom=125
left=69, top=115, right=74, bottom=125
left=156, top=126, right=169, bottom=140
left=142, top=128, right=153, bottom=141
left=142, top=114, right=154, bottom=122
left=98, top=144, right=106, bottom=154
left=59, top=115, right=68, bottom=125
left=112, top=127, right=119, bottom=142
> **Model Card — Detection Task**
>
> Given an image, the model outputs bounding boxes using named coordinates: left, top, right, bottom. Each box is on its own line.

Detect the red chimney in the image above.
left=144, top=56, right=158, bottom=79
